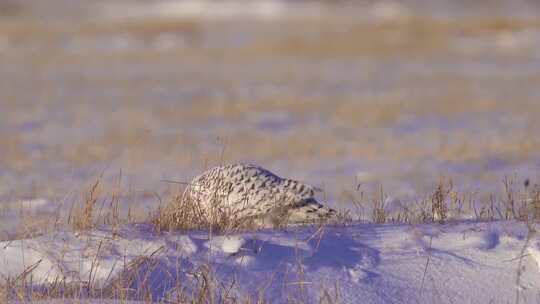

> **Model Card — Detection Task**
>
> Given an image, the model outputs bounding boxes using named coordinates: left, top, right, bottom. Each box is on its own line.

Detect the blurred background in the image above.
left=1, top=0, right=540, bottom=229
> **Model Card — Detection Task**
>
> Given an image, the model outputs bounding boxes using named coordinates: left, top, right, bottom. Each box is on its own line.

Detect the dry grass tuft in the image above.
left=503, top=175, right=517, bottom=220
left=69, top=177, right=102, bottom=231
left=153, top=192, right=328, bottom=234
left=431, top=179, right=453, bottom=223
left=153, top=193, right=259, bottom=234
left=527, top=182, right=540, bottom=219
left=371, top=186, right=387, bottom=224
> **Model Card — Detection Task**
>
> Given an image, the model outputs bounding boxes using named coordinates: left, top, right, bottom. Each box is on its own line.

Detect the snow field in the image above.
left=2, top=221, right=540, bottom=303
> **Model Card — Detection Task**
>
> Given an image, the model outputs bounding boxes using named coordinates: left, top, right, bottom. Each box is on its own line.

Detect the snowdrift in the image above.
left=2, top=222, right=540, bottom=303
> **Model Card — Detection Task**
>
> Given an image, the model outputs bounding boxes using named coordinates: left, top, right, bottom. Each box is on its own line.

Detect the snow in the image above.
left=99, top=0, right=325, bottom=21
left=19, top=199, right=51, bottom=210
left=1, top=227, right=196, bottom=288
left=207, top=235, right=246, bottom=254
left=2, top=221, right=540, bottom=303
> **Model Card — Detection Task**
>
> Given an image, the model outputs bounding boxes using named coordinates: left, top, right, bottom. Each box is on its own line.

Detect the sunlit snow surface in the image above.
left=2, top=222, right=540, bottom=303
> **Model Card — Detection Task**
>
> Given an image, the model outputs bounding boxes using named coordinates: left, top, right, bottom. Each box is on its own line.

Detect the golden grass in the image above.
left=14, top=168, right=539, bottom=241
left=207, top=17, right=540, bottom=58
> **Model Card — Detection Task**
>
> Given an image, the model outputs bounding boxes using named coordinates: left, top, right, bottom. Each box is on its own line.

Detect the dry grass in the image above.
left=431, top=179, right=452, bottom=223
left=152, top=193, right=257, bottom=234
left=2, top=261, right=340, bottom=304
left=342, top=175, right=540, bottom=225
left=69, top=177, right=101, bottom=231
left=3, top=168, right=539, bottom=243
left=152, top=172, right=540, bottom=235
left=370, top=186, right=387, bottom=224
left=154, top=188, right=331, bottom=234
left=2, top=249, right=265, bottom=303
left=153, top=173, right=260, bottom=234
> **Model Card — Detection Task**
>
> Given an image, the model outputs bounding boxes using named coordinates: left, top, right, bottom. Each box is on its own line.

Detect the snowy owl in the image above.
left=181, top=163, right=336, bottom=226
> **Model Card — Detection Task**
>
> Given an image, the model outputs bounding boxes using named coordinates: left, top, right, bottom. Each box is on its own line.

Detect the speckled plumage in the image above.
left=183, top=163, right=335, bottom=224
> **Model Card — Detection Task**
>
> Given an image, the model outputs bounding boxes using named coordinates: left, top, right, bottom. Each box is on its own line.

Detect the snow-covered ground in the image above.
left=2, top=0, right=540, bottom=221
left=2, top=221, right=540, bottom=303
